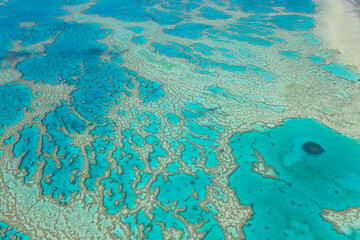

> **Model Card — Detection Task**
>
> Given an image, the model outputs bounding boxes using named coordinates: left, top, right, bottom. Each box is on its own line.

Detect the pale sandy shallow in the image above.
left=316, top=2, right=360, bottom=232
left=315, top=0, right=360, bottom=69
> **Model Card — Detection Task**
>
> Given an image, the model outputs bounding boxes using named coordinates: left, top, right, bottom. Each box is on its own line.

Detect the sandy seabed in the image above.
left=316, top=0, right=360, bottom=68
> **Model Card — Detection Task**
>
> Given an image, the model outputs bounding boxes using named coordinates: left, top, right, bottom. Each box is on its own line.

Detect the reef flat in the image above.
left=0, top=0, right=360, bottom=239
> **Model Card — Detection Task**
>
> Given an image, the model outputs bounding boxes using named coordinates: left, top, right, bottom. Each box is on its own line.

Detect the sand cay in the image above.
left=316, top=0, right=360, bottom=68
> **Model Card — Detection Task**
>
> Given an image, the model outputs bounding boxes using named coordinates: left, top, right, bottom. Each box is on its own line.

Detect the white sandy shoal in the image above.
left=315, top=0, right=360, bottom=69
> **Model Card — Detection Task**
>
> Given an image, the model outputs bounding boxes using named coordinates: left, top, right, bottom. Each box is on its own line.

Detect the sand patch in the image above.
left=314, top=0, right=360, bottom=69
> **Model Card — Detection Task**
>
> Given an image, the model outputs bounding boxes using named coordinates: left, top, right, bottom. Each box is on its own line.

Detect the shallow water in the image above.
left=0, top=0, right=360, bottom=239
left=229, top=118, right=360, bottom=239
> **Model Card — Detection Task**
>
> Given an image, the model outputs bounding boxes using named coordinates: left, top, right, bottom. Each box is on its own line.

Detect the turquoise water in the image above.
left=280, top=51, right=300, bottom=59
left=0, top=83, right=32, bottom=135
left=321, top=63, right=360, bottom=81
left=1, top=0, right=360, bottom=238
left=200, top=6, right=231, bottom=20
left=0, top=221, right=29, bottom=240
left=309, top=55, right=324, bottom=64
left=229, top=118, right=360, bottom=239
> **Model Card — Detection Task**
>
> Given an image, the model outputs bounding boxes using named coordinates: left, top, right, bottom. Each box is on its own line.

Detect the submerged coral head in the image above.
left=302, top=142, right=325, bottom=155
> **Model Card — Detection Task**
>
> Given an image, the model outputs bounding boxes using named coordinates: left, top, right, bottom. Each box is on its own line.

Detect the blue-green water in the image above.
left=0, top=221, right=29, bottom=240
left=321, top=63, right=360, bottom=81
left=1, top=0, right=360, bottom=238
left=230, top=118, right=360, bottom=239
left=0, top=83, right=32, bottom=135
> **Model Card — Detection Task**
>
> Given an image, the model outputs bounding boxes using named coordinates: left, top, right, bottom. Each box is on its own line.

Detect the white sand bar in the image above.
left=315, top=0, right=360, bottom=68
